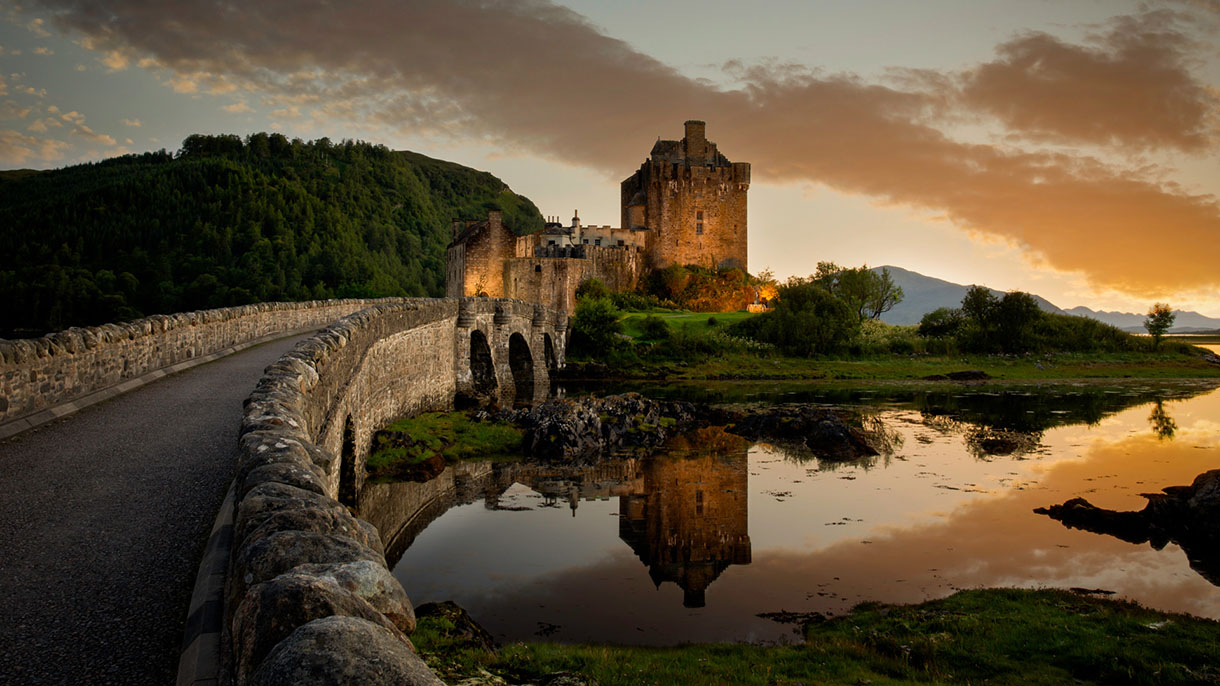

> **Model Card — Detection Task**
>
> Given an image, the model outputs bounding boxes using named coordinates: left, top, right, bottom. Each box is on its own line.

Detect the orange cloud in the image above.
left=35, top=0, right=1220, bottom=295
left=959, top=12, right=1217, bottom=152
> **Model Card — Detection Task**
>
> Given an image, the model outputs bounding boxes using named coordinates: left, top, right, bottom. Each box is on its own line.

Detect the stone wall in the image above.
left=502, top=246, right=645, bottom=315
left=227, top=297, right=564, bottom=685
left=0, top=299, right=378, bottom=427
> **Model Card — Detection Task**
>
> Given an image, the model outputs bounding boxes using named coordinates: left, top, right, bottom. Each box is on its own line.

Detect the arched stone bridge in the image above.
left=0, top=296, right=567, bottom=685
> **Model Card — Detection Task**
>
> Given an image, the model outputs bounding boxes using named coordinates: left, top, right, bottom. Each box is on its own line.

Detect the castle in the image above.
left=446, top=120, right=750, bottom=313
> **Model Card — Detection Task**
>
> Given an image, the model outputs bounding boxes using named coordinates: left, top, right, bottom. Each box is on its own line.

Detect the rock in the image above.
left=1036, top=468, right=1220, bottom=585
left=727, top=406, right=879, bottom=461
left=238, top=505, right=385, bottom=558
left=1203, top=352, right=1220, bottom=366
left=517, top=393, right=698, bottom=460
left=233, top=574, right=408, bottom=685
left=946, top=370, right=990, bottom=381
left=290, top=560, right=415, bottom=633
left=230, top=530, right=386, bottom=612
left=248, top=616, right=442, bottom=686
left=240, top=462, right=330, bottom=499
left=415, top=601, right=497, bottom=652
left=234, top=483, right=351, bottom=544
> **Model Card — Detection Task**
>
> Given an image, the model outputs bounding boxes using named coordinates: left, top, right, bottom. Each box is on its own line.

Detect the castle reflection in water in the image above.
left=362, top=427, right=752, bottom=609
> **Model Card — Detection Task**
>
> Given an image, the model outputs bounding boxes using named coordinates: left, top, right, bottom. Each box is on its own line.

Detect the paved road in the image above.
left=0, top=333, right=312, bottom=685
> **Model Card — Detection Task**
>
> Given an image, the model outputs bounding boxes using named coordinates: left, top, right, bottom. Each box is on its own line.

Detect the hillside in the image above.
left=874, top=265, right=1063, bottom=326
left=0, top=134, right=543, bottom=338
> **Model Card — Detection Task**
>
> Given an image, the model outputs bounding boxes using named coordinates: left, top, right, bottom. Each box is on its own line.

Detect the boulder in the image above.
left=233, top=577, right=411, bottom=685
left=249, top=616, right=442, bottom=686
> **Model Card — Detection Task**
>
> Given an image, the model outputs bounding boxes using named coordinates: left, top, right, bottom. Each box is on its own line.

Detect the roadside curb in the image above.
left=176, top=480, right=235, bottom=686
left=0, top=327, right=318, bottom=441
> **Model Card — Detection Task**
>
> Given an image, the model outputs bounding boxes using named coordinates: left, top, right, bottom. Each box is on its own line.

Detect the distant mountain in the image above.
left=1063, top=306, right=1220, bottom=333
left=872, top=265, right=1220, bottom=333
left=873, top=265, right=1063, bottom=326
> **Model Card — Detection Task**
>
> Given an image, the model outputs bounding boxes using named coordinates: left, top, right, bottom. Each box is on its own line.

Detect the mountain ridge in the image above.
left=873, top=265, right=1220, bottom=333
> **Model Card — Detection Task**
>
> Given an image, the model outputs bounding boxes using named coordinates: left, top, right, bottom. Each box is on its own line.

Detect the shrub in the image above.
left=918, top=307, right=964, bottom=338
left=638, top=315, right=671, bottom=341
left=731, top=280, right=858, bottom=356
left=576, top=278, right=610, bottom=300
left=568, top=297, right=622, bottom=357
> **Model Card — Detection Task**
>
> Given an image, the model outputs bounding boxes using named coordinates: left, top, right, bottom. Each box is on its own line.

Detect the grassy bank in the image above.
left=414, top=588, right=1220, bottom=685
left=576, top=309, right=1220, bottom=382
left=643, top=350, right=1220, bottom=381
left=366, top=412, right=523, bottom=480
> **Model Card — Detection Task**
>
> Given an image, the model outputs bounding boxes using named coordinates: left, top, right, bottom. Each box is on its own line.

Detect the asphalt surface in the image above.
left=0, top=333, right=312, bottom=685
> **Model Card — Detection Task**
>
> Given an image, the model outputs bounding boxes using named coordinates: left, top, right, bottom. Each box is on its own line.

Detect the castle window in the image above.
left=548, top=240, right=556, bottom=246
left=617, top=240, right=624, bottom=246
left=696, top=222, right=703, bottom=235
left=534, top=264, right=541, bottom=273
left=595, top=238, right=602, bottom=246
left=582, top=239, right=588, bottom=244
left=696, top=211, right=703, bottom=220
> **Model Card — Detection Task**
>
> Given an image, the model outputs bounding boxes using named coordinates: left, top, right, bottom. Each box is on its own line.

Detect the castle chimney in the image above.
left=684, top=120, right=707, bottom=163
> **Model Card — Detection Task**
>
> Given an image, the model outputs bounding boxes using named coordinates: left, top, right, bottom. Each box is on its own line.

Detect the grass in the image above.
left=654, top=350, right=1220, bottom=381
left=594, top=311, right=1220, bottom=382
left=413, top=588, right=1220, bottom=685
left=365, top=411, right=523, bottom=480
left=619, top=310, right=758, bottom=339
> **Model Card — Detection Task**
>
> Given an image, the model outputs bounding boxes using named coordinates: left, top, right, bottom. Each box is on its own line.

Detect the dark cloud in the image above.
left=34, top=0, right=1220, bottom=294
left=959, top=11, right=1218, bottom=151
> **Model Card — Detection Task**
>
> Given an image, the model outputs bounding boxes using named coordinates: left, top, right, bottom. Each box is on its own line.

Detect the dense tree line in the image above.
left=918, top=286, right=1141, bottom=353
left=0, top=133, right=543, bottom=337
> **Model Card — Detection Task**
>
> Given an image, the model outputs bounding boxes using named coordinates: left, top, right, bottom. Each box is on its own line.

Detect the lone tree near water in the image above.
left=1143, top=303, right=1175, bottom=351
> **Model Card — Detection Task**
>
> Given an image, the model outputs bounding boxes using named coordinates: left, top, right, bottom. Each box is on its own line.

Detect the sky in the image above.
left=1, top=0, right=1218, bottom=316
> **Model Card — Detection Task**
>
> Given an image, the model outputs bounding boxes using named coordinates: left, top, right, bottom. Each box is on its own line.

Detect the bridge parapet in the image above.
left=0, top=299, right=384, bottom=435
left=225, top=297, right=565, bottom=685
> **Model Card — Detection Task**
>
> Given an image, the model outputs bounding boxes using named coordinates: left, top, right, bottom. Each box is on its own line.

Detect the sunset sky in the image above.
left=2, top=0, right=1218, bottom=315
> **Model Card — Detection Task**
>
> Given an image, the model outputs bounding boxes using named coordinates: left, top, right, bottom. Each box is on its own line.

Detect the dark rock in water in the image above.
left=1036, top=469, right=1220, bottom=585
left=727, top=406, right=879, bottom=461
left=517, top=393, right=699, bottom=460
left=1203, top=352, right=1220, bottom=366
left=415, top=600, right=498, bottom=652
left=946, top=370, right=990, bottom=381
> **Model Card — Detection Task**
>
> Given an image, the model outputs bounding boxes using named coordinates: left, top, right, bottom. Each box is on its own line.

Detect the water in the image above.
left=365, top=381, right=1220, bottom=645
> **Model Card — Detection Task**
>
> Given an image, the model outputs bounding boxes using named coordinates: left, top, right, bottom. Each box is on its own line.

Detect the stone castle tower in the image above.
left=621, top=120, right=750, bottom=272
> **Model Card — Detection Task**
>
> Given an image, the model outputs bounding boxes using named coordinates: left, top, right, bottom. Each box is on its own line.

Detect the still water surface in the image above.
left=366, top=381, right=1220, bottom=644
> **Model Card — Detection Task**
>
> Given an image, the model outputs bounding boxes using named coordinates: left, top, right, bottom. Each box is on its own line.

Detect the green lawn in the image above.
left=414, top=588, right=1220, bottom=686
left=618, top=310, right=759, bottom=339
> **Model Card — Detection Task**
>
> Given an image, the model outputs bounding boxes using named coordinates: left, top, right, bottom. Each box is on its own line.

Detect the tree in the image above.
left=865, top=267, right=903, bottom=320
left=961, top=285, right=998, bottom=323
left=1144, top=303, right=1175, bottom=351
left=810, top=263, right=904, bottom=322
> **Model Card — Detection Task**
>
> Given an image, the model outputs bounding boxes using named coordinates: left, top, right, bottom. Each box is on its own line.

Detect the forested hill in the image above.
left=0, top=133, right=544, bottom=338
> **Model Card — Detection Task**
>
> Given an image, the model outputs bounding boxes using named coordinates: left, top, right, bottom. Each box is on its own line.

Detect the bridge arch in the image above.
left=339, top=415, right=358, bottom=507
left=543, top=333, right=557, bottom=372
left=508, top=333, right=534, bottom=403
left=469, top=329, right=498, bottom=397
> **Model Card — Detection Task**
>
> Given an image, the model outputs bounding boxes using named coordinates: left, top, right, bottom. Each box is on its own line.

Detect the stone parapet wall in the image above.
left=0, top=299, right=381, bottom=426
left=227, top=297, right=560, bottom=685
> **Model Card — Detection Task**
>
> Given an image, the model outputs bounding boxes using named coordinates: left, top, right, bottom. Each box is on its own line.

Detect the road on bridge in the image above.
left=0, top=333, right=313, bottom=685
